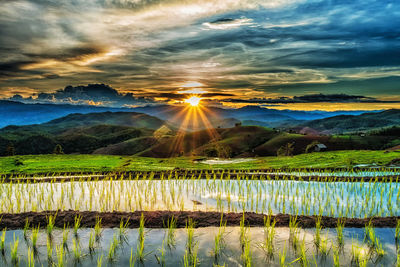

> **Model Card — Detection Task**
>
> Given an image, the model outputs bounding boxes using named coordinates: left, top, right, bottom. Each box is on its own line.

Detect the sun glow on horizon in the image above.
left=177, top=88, right=207, bottom=94
left=185, top=96, right=202, bottom=106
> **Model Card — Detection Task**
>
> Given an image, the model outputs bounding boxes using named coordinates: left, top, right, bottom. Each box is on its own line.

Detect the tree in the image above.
left=305, top=140, right=320, bottom=153
left=54, top=144, right=64, bottom=154
left=277, top=142, right=295, bottom=157
left=6, top=143, right=15, bottom=156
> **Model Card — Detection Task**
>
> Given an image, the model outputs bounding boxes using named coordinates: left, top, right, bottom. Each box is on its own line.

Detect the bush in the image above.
left=6, top=144, right=15, bottom=156
left=54, top=144, right=64, bottom=154
left=277, top=142, right=294, bottom=157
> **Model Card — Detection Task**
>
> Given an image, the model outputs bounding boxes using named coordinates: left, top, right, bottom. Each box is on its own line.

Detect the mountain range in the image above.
left=0, top=100, right=375, bottom=129
left=0, top=101, right=398, bottom=157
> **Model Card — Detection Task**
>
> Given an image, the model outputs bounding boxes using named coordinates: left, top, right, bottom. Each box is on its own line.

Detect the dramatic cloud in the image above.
left=11, top=84, right=156, bottom=107
left=0, top=0, right=399, bottom=110
left=224, top=94, right=400, bottom=104
left=203, top=18, right=255, bottom=30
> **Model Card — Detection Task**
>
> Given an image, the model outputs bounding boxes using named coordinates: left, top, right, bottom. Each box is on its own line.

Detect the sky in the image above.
left=0, top=0, right=400, bottom=110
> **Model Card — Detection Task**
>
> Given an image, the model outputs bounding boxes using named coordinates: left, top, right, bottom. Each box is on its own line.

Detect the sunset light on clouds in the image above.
left=0, top=0, right=399, bottom=110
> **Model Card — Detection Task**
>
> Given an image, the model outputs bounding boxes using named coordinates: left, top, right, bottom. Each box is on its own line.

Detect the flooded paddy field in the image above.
left=0, top=169, right=399, bottom=266
left=1, top=178, right=400, bottom=218
left=0, top=224, right=399, bottom=266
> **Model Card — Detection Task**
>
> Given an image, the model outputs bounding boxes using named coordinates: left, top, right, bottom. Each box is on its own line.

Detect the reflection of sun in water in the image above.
left=185, top=96, right=201, bottom=107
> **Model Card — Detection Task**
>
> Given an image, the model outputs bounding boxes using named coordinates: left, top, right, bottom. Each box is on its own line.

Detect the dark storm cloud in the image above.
left=269, top=46, right=400, bottom=68
left=0, top=60, right=37, bottom=77
left=253, top=76, right=400, bottom=97
left=224, top=94, right=400, bottom=104
left=210, top=18, right=236, bottom=24
left=23, top=45, right=106, bottom=62
left=13, top=84, right=156, bottom=106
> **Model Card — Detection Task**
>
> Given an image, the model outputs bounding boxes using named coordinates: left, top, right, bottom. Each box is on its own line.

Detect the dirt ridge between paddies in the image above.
left=0, top=211, right=399, bottom=229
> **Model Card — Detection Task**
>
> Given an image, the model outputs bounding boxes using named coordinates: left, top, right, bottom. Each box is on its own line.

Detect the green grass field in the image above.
left=0, top=150, right=398, bottom=174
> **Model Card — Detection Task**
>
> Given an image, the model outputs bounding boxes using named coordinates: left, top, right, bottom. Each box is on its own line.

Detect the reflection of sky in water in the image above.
left=248, top=170, right=400, bottom=177
left=1, top=227, right=397, bottom=266
left=1, top=179, right=399, bottom=218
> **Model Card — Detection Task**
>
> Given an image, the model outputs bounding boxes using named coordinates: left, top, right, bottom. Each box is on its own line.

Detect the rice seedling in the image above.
left=130, top=248, right=136, bottom=267
left=242, top=237, right=252, bottom=267
left=318, top=231, right=330, bottom=257
left=108, top=234, right=119, bottom=262
left=212, top=217, right=226, bottom=261
left=262, top=214, right=276, bottom=259
left=56, top=245, right=64, bottom=267
left=314, top=216, right=321, bottom=248
left=27, top=247, right=35, bottom=267
left=10, top=234, right=19, bottom=265
left=289, top=215, right=299, bottom=237
left=289, top=216, right=300, bottom=251
left=185, top=218, right=198, bottom=266
left=166, top=216, right=177, bottom=248
left=23, top=218, right=30, bottom=240
left=97, top=254, right=103, bottom=267
left=47, top=214, right=56, bottom=237
left=364, top=221, right=385, bottom=258
left=183, top=245, right=198, bottom=267
left=89, top=230, right=96, bottom=252
left=47, top=236, right=53, bottom=263
left=74, top=214, right=82, bottom=237
left=298, top=238, right=309, bottom=267
left=31, top=225, right=40, bottom=251
left=62, top=224, right=69, bottom=249
left=136, top=213, right=149, bottom=262
left=94, top=216, right=102, bottom=241
left=374, top=240, right=385, bottom=259
left=72, top=238, right=81, bottom=262
left=0, top=228, right=6, bottom=255
left=279, top=243, right=287, bottom=267
left=119, top=217, right=130, bottom=242
left=332, top=245, right=340, bottom=267
left=155, top=239, right=165, bottom=266
left=336, top=218, right=345, bottom=247
left=351, top=241, right=368, bottom=266
left=239, top=213, right=248, bottom=250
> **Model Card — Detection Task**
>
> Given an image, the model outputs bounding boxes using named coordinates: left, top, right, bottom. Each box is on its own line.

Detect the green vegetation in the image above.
left=0, top=150, right=398, bottom=174
left=302, top=110, right=400, bottom=134
left=1, top=110, right=398, bottom=158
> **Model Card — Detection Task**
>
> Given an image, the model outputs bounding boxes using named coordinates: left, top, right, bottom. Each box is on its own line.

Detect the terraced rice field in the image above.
left=0, top=168, right=399, bottom=266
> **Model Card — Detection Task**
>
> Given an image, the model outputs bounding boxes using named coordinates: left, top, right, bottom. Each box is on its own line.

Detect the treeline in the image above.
left=367, top=126, right=400, bottom=137
left=0, top=127, right=145, bottom=156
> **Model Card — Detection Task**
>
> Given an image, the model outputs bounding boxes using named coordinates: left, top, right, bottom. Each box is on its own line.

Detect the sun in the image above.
left=185, top=96, right=202, bottom=107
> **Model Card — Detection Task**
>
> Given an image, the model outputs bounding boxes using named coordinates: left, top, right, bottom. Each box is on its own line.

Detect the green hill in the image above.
left=0, top=111, right=398, bottom=158
left=0, top=111, right=166, bottom=155
left=300, top=109, right=400, bottom=134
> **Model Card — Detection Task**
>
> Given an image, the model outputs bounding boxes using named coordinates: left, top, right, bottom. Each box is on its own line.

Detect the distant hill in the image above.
left=0, top=111, right=167, bottom=155
left=0, top=100, right=376, bottom=130
left=0, top=109, right=398, bottom=157
left=44, top=112, right=166, bottom=131
left=299, top=109, right=400, bottom=134
left=0, top=100, right=136, bottom=128
left=93, top=136, right=158, bottom=155
left=96, top=124, right=399, bottom=158
left=132, top=104, right=372, bottom=128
